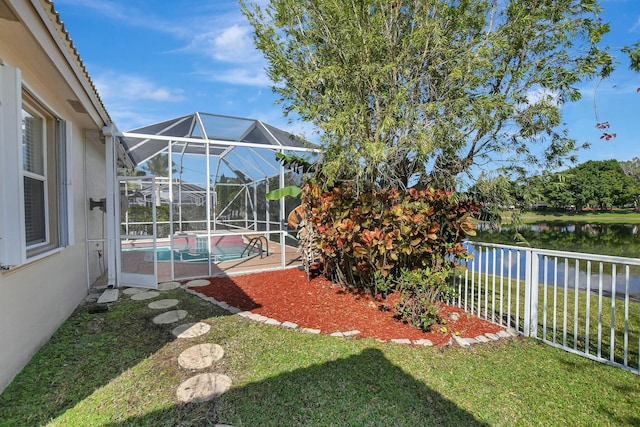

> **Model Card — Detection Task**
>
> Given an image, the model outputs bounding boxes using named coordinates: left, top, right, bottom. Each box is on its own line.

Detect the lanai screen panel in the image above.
left=196, top=113, right=254, bottom=141
left=120, top=112, right=319, bottom=280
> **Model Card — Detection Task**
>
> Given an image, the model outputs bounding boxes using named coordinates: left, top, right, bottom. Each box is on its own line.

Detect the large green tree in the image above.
left=530, top=159, right=640, bottom=210
left=537, top=172, right=576, bottom=210
left=567, top=160, right=640, bottom=209
left=241, top=0, right=629, bottom=190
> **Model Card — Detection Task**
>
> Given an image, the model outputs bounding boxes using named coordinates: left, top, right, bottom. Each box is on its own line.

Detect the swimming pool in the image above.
left=126, top=244, right=259, bottom=263
left=165, top=244, right=258, bottom=263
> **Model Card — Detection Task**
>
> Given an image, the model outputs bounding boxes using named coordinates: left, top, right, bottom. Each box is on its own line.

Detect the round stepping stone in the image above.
left=122, top=287, right=146, bottom=295
left=178, top=343, right=224, bottom=370
left=176, top=373, right=232, bottom=403
left=186, top=279, right=210, bottom=287
left=148, top=299, right=179, bottom=310
left=158, top=281, right=181, bottom=291
left=152, top=310, right=188, bottom=324
left=172, top=322, right=211, bottom=338
left=130, top=291, right=160, bottom=301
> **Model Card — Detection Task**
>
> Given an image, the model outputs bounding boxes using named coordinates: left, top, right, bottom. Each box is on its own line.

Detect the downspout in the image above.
left=83, top=130, right=90, bottom=289
left=102, top=123, right=119, bottom=287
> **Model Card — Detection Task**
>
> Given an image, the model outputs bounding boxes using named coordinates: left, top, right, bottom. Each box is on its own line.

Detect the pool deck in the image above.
left=94, top=239, right=302, bottom=288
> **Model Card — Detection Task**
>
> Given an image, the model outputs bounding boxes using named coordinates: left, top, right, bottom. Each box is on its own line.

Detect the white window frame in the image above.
left=0, top=64, right=71, bottom=269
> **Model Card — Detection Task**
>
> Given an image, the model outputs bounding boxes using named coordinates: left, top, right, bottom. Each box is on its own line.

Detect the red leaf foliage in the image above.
left=303, top=181, right=481, bottom=289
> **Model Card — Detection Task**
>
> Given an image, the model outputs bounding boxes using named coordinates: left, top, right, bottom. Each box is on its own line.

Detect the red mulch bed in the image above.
left=191, top=268, right=503, bottom=347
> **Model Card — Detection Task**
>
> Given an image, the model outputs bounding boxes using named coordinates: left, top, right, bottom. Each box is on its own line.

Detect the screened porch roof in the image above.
left=120, top=112, right=316, bottom=170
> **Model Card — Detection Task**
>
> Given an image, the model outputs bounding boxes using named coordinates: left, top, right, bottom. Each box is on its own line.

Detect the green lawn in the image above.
left=1, top=288, right=639, bottom=426
left=455, top=271, right=640, bottom=369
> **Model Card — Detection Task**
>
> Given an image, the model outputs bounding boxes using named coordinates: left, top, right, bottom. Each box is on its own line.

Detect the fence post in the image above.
left=524, top=249, right=539, bottom=337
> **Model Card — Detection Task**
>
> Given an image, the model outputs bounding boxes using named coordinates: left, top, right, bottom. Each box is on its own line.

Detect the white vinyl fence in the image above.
left=452, top=241, right=640, bottom=374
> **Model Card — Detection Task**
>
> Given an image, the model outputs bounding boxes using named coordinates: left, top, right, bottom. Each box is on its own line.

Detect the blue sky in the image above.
left=55, top=0, right=640, bottom=167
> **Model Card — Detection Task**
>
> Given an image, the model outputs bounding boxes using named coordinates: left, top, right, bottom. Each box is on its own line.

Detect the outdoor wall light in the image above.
left=89, top=198, right=106, bottom=212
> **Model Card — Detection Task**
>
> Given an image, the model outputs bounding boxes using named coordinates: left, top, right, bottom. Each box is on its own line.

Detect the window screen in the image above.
left=21, top=107, right=48, bottom=247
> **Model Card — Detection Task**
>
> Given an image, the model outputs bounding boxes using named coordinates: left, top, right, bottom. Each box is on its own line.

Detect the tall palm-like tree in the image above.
left=141, top=154, right=175, bottom=205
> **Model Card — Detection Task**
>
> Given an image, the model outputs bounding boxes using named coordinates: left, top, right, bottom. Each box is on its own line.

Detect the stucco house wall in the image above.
left=0, top=0, right=114, bottom=393
left=85, top=132, right=109, bottom=284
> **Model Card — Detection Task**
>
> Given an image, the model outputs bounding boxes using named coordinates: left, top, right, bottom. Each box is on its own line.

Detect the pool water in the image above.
left=127, top=244, right=259, bottom=263
left=163, top=244, right=257, bottom=263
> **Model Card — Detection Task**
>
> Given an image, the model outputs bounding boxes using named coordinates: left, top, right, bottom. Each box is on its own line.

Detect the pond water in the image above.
left=474, top=222, right=640, bottom=258
left=470, top=222, right=640, bottom=300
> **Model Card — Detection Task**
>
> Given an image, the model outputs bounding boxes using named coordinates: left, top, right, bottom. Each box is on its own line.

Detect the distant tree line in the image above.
left=531, top=159, right=640, bottom=210
left=471, top=159, right=640, bottom=215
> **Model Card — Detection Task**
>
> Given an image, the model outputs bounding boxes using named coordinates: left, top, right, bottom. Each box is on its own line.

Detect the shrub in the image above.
left=125, top=205, right=170, bottom=237
left=393, top=267, right=453, bottom=331
left=304, top=182, right=479, bottom=331
left=307, top=182, right=478, bottom=288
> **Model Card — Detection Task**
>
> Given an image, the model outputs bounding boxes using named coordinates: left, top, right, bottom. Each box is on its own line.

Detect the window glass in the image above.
left=24, top=176, right=46, bottom=245
left=22, top=108, right=44, bottom=175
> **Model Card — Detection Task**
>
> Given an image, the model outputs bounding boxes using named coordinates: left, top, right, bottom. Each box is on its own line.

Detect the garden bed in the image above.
left=191, top=268, right=503, bottom=346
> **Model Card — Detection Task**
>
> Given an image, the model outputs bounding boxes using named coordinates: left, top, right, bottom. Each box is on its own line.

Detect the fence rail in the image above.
left=453, top=241, right=640, bottom=374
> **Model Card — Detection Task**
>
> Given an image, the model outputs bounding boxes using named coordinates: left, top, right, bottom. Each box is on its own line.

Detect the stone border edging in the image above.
left=183, top=286, right=519, bottom=348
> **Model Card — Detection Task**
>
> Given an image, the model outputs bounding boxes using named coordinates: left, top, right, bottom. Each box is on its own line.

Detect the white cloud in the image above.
left=631, top=16, right=640, bottom=32
left=185, top=25, right=263, bottom=64
left=108, top=108, right=163, bottom=132
left=202, top=68, right=271, bottom=87
left=56, top=0, right=192, bottom=38
left=525, top=88, right=560, bottom=106
left=59, top=0, right=270, bottom=88
left=214, top=25, right=260, bottom=62
left=93, top=73, right=186, bottom=103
